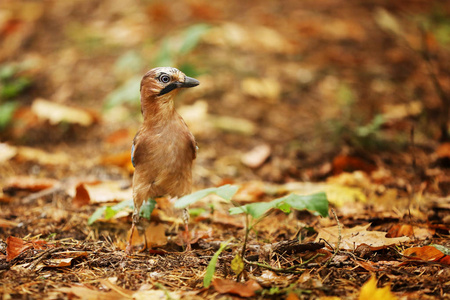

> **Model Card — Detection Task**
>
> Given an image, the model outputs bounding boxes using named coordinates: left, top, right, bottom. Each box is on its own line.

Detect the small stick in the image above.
left=324, top=208, right=341, bottom=267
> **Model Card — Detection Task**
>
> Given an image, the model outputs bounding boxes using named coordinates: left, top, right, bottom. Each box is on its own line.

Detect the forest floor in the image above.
left=0, top=0, right=449, bottom=299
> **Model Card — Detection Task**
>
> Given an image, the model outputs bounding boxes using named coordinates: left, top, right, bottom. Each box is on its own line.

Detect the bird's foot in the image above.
left=182, top=223, right=192, bottom=251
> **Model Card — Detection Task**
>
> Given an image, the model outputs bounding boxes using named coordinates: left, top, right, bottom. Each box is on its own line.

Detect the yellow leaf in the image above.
left=231, top=253, right=244, bottom=276
left=359, top=276, right=397, bottom=300
left=31, top=98, right=96, bottom=126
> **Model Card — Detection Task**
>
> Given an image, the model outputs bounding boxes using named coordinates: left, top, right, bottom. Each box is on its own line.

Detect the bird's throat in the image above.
left=141, top=95, right=176, bottom=125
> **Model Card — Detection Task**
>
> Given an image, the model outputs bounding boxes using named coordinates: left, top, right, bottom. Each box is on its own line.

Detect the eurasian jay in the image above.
left=126, top=67, right=199, bottom=254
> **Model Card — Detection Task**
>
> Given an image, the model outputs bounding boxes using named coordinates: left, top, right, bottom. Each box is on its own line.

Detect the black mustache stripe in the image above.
left=159, top=83, right=179, bottom=96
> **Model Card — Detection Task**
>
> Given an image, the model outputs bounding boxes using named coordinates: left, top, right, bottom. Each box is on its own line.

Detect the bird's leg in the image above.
left=125, top=209, right=140, bottom=255
left=182, top=207, right=191, bottom=251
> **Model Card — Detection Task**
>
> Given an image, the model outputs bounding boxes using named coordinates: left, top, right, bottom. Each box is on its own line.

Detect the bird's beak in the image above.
left=180, top=76, right=200, bottom=88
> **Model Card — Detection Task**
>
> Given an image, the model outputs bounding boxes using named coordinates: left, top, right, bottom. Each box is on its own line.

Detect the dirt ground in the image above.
left=1, top=0, right=449, bottom=299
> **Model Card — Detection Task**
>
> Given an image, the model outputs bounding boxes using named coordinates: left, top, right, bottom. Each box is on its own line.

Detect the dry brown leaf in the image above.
left=16, top=146, right=70, bottom=165
left=210, top=115, right=256, bottom=135
left=31, top=98, right=97, bottom=126
left=0, top=191, right=14, bottom=204
left=3, top=176, right=58, bottom=192
left=6, top=236, right=51, bottom=261
left=6, top=236, right=30, bottom=262
left=386, top=224, right=434, bottom=239
left=0, top=143, right=17, bottom=163
left=72, top=181, right=132, bottom=206
left=101, top=151, right=134, bottom=174
left=241, top=144, right=271, bottom=169
left=104, top=128, right=132, bottom=145
left=436, top=142, right=450, bottom=159
left=211, top=211, right=244, bottom=228
left=0, top=218, right=19, bottom=228
left=241, top=78, right=281, bottom=101
left=233, top=181, right=266, bottom=203
left=212, top=278, right=262, bottom=297
left=315, top=224, right=410, bottom=250
left=332, top=155, right=377, bottom=175
left=127, top=222, right=167, bottom=250
left=403, top=246, right=448, bottom=264
left=58, top=285, right=126, bottom=300
left=205, top=23, right=293, bottom=54
left=355, top=260, right=402, bottom=272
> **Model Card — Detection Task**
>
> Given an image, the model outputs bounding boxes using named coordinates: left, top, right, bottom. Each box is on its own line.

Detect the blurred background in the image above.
left=0, top=0, right=449, bottom=193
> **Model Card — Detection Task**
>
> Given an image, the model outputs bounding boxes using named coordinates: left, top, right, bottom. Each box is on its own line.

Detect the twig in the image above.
left=22, top=183, right=64, bottom=204
left=27, top=247, right=62, bottom=271
left=324, top=209, right=341, bottom=267
left=243, top=253, right=324, bottom=274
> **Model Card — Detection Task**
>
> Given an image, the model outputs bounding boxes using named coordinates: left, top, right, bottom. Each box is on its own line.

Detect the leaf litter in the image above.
left=1, top=0, right=450, bottom=299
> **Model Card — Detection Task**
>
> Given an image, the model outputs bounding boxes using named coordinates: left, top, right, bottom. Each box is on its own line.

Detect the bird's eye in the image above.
left=159, top=74, right=171, bottom=83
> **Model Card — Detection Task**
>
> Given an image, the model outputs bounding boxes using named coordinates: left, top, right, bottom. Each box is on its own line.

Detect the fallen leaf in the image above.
left=315, top=224, right=410, bottom=250
left=212, top=278, right=261, bottom=297
left=233, top=181, right=266, bottom=203
left=381, top=101, right=422, bottom=121
left=205, top=23, right=293, bottom=54
left=332, top=155, right=376, bottom=175
left=31, top=98, right=97, bottom=126
left=0, top=218, right=19, bottom=228
left=3, top=176, right=58, bottom=193
left=0, top=143, right=17, bottom=163
left=386, top=224, right=434, bottom=239
left=286, top=292, right=301, bottom=300
left=104, top=128, right=132, bottom=145
left=58, top=285, right=126, bottom=300
left=6, top=236, right=30, bottom=261
left=359, top=276, right=397, bottom=300
left=16, top=146, right=70, bottom=165
left=386, top=224, right=413, bottom=238
left=72, top=181, right=132, bottom=206
left=211, top=211, right=244, bottom=228
left=210, top=115, right=256, bottom=135
left=101, top=151, right=134, bottom=174
left=0, top=191, right=14, bottom=203
left=6, top=236, right=51, bottom=261
left=144, top=223, right=167, bottom=248
left=241, top=77, right=281, bottom=101
left=126, top=222, right=167, bottom=250
left=355, top=260, right=402, bottom=272
left=403, top=245, right=449, bottom=264
left=241, top=144, right=271, bottom=169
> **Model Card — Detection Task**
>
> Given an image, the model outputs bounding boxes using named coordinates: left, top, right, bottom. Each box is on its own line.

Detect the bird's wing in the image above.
left=187, top=127, right=197, bottom=160
left=131, top=130, right=139, bottom=167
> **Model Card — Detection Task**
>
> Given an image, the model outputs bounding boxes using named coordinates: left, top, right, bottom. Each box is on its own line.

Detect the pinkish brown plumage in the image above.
left=127, top=67, right=199, bottom=254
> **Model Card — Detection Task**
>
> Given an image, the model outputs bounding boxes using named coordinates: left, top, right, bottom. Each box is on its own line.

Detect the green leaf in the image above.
left=175, top=185, right=239, bottom=209
left=229, top=192, right=329, bottom=219
left=103, top=76, right=141, bottom=110
left=140, top=198, right=157, bottom=220
left=179, top=24, right=210, bottom=55
left=0, top=101, right=19, bottom=130
left=88, top=199, right=156, bottom=225
left=431, top=244, right=450, bottom=256
left=153, top=39, right=174, bottom=67
left=88, top=206, right=107, bottom=225
left=189, top=208, right=206, bottom=217
left=278, top=192, right=329, bottom=217
left=204, top=238, right=233, bottom=288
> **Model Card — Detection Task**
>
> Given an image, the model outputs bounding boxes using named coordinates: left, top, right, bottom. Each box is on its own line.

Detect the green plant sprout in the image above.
left=0, top=63, right=31, bottom=130
left=88, top=184, right=329, bottom=288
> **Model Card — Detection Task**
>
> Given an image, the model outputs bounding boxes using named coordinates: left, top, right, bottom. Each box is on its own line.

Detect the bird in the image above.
left=126, top=67, right=199, bottom=254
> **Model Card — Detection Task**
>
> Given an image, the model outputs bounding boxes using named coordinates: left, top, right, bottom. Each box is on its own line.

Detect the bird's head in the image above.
left=140, top=67, right=199, bottom=101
